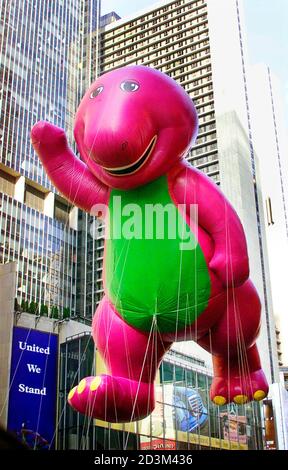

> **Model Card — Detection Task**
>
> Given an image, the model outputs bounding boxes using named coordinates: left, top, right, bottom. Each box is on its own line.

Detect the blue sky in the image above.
left=101, top=0, right=288, bottom=123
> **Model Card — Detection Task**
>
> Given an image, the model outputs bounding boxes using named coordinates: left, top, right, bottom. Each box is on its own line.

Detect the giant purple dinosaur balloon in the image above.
left=31, top=65, right=268, bottom=422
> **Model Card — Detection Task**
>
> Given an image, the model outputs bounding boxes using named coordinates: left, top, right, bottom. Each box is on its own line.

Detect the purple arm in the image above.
left=171, top=162, right=249, bottom=287
left=31, top=121, right=109, bottom=214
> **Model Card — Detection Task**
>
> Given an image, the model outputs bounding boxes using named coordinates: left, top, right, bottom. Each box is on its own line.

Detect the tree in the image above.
left=40, top=304, right=48, bottom=316
left=28, top=301, right=38, bottom=315
left=63, top=307, right=70, bottom=320
left=51, top=306, right=59, bottom=319
left=21, top=300, right=29, bottom=312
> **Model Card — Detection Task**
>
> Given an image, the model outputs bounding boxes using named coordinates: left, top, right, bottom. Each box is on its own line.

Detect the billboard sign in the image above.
left=140, top=383, right=208, bottom=449
left=220, top=412, right=247, bottom=445
left=173, top=385, right=208, bottom=432
left=7, top=327, right=58, bottom=449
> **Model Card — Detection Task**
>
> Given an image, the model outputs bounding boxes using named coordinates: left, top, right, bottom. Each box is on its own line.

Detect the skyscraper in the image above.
left=0, top=0, right=100, bottom=317
left=86, top=0, right=279, bottom=383
left=249, top=64, right=288, bottom=368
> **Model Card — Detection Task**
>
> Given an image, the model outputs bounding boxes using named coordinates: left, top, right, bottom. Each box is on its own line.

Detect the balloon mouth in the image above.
left=103, top=135, right=157, bottom=176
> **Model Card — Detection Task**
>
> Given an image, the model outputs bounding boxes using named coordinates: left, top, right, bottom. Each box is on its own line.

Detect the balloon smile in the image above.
left=103, top=136, right=157, bottom=176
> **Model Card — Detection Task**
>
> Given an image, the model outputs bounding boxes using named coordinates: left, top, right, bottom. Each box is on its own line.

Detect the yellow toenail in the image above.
left=253, top=390, right=266, bottom=401
left=77, top=379, right=86, bottom=394
left=234, top=394, right=248, bottom=404
left=90, top=377, right=101, bottom=392
left=68, top=387, right=76, bottom=401
left=213, top=395, right=226, bottom=406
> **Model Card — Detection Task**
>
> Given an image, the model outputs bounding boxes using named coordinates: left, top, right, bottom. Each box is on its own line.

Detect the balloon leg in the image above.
left=68, top=297, right=171, bottom=422
left=198, top=280, right=269, bottom=405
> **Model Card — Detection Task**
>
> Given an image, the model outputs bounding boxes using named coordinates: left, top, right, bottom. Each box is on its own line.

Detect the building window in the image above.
left=24, top=184, right=45, bottom=212
left=0, top=169, right=16, bottom=197
left=54, top=197, right=71, bottom=225
left=266, top=197, right=275, bottom=226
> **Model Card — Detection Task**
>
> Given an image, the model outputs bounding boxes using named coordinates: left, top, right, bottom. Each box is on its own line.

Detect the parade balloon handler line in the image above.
left=80, top=239, right=139, bottom=449
left=0, top=326, right=53, bottom=446
left=33, top=331, right=53, bottom=449
left=83, top=240, right=133, bottom=447
left=48, top=333, right=95, bottom=450
left=123, top=165, right=189, bottom=450
left=3, top=85, right=110, bottom=449
left=6, top=327, right=58, bottom=449
left=71, top=89, right=124, bottom=449
left=30, top=79, right=118, bottom=450
left=0, top=327, right=34, bottom=419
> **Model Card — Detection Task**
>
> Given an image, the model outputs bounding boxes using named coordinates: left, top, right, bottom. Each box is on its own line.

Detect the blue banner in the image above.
left=7, top=327, right=58, bottom=449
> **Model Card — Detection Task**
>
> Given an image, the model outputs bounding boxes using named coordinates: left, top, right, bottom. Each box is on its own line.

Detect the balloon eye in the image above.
left=90, top=86, right=103, bottom=98
left=120, top=80, right=140, bottom=92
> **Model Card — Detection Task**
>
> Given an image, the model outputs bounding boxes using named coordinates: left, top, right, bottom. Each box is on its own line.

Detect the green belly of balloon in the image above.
left=105, top=175, right=211, bottom=333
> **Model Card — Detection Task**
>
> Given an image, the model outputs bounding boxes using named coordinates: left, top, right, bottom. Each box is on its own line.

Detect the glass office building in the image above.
left=58, top=334, right=265, bottom=450
left=0, top=192, right=77, bottom=314
left=0, top=0, right=100, bottom=315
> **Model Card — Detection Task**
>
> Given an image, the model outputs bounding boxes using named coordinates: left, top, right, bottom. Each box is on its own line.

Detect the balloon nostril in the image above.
left=121, top=141, right=128, bottom=151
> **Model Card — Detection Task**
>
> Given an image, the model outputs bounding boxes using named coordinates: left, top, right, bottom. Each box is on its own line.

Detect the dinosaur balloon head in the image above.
left=74, top=65, right=198, bottom=190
